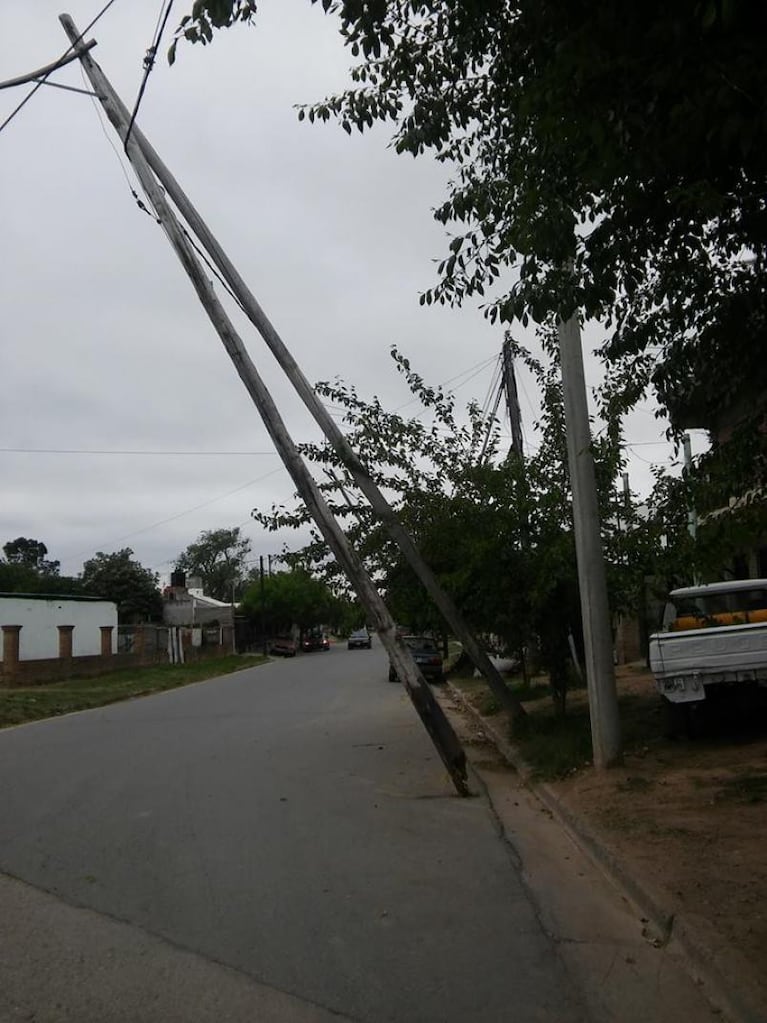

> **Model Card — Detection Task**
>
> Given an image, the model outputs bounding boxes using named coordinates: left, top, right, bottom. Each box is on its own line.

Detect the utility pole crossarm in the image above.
left=0, top=39, right=96, bottom=91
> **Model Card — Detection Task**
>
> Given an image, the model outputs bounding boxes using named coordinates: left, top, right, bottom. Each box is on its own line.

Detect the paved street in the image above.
left=0, top=643, right=717, bottom=1023
left=0, top=642, right=588, bottom=1022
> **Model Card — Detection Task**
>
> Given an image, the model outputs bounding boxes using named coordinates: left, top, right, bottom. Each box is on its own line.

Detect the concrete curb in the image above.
left=445, top=681, right=763, bottom=1023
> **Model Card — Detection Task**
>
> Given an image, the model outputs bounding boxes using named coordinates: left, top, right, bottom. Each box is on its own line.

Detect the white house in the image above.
left=0, top=593, right=118, bottom=661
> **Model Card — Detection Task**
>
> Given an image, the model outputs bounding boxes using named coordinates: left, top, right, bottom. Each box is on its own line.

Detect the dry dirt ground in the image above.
left=449, top=664, right=767, bottom=1018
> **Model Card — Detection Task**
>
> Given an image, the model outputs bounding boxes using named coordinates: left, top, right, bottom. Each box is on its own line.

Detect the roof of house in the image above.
left=0, top=592, right=110, bottom=603
left=187, top=589, right=232, bottom=608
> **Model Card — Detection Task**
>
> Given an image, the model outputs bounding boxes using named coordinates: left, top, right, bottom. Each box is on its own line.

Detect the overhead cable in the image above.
left=57, top=466, right=286, bottom=567
left=123, top=0, right=175, bottom=152
left=0, top=0, right=120, bottom=137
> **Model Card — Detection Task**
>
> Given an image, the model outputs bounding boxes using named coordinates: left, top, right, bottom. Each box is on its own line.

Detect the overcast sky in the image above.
left=1, top=1, right=696, bottom=585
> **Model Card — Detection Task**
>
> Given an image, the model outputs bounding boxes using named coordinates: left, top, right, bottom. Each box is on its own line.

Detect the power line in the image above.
left=57, top=466, right=287, bottom=567
left=82, top=64, right=139, bottom=194
left=0, top=447, right=281, bottom=456
left=624, top=439, right=672, bottom=447
left=478, top=355, right=503, bottom=421
left=625, top=449, right=661, bottom=465
left=179, top=222, right=249, bottom=313
left=124, top=0, right=175, bottom=152
left=391, top=354, right=498, bottom=413
left=0, top=0, right=120, bottom=137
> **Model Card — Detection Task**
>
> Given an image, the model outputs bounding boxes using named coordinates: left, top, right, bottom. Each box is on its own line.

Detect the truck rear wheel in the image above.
left=662, top=698, right=696, bottom=739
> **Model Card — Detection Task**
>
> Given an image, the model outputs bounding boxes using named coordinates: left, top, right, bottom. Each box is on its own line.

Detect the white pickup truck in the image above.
left=649, top=579, right=767, bottom=729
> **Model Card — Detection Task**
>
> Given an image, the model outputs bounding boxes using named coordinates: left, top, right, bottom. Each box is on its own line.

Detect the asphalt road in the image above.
left=0, top=642, right=589, bottom=1022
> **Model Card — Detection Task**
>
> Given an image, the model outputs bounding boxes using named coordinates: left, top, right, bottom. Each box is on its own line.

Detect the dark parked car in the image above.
left=347, top=628, right=372, bottom=650
left=302, top=631, right=330, bottom=652
left=269, top=636, right=297, bottom=657
left=388, top=635, right=444, bottom=683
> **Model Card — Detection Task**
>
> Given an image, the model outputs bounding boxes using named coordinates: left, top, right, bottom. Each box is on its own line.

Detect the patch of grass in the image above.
left=513, top=705, right=594, bottom=781
left=476, top=691, right=503, bottom=716
left=0, top=654, right=267, bottom=728
left=454, top=672, right=674, bottom=781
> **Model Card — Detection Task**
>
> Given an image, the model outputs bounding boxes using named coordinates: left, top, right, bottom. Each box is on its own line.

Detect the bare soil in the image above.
left=449, top=663, right=767, bottom=1015
left=553, top=665, right=767, bottom=1011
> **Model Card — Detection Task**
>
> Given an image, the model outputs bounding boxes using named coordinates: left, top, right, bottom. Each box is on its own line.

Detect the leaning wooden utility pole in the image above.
left=62, top=31, right=526, bottom=727
left=501, top=337, right=524, bottom=461
left=61, top=15, right=469, bottom=795
left=557, top=311, right=621, bottom=768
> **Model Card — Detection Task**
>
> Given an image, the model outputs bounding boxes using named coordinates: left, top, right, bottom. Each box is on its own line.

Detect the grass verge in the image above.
left=0, top=654, right=268, bottom=729
left=451, top=667, right=666, bottom=782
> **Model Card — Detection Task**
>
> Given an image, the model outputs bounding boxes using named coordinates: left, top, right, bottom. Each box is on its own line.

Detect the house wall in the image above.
left=0, top=623, right=234, bottom=687
left=0, top=596, right=118, bottom=660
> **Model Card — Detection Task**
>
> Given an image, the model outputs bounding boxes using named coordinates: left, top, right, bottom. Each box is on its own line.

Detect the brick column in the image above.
left=1, top=625, right=22, bottom=677
left=58, top=625, right=75, bottom=660
left=100, top=626, right=114, bottom=658
left=134, top=628, right=145, bottom=655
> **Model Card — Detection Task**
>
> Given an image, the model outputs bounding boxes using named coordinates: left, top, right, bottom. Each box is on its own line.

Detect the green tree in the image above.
left=0, top=537, right=83, bottom=595
left=255, top=343, right=640, bottom=709
left=81, top=549, right=162, bottom=623
left=176, top=527, right=251, bottom=601
left=173, top=1, right=767, bottom=430
left=3, top=537, right=59, bottom=576
left=240, top=568, right=335, bottom=635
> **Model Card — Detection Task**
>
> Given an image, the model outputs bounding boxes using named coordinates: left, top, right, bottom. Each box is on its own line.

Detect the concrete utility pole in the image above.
left=61, top=27, right=525, bottom=726
left=501, top=338, right=524, bottom=460
left=231, top=578, right=237, bottom=654
left=259, top=555, right=268, bottom=657
left=62, top=15, right=469, bottom=795
left=683, top=434, right=701, bottom=586
left=557, top=313, right=622, bottom=768
left=683, top=434, right=698, bottom=542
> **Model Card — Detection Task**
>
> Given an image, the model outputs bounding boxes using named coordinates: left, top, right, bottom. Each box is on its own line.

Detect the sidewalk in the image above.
left=440, top=678, right=767, bottom=1023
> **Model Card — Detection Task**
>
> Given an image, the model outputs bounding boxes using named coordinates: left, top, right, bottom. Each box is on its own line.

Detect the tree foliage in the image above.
left=174, top=0, right=767, bottom=430
left=644, top=427, right=767, bottom=592
left=253, top=343, right=655, bottom=695
left=81, top=549, right=162, bottom=623
left=176, top=527, right=252, bottom=601
left=3, top=537, right=60, bottom=575
left=240, top=567, right=335, bottom=634
left=0, top=537, right=83, bottom=595
left=176, top=0, right=765, bottom=600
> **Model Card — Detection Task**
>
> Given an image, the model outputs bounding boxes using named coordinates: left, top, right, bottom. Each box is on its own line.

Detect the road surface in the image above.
left=0, top=642, right=716, bottom=1022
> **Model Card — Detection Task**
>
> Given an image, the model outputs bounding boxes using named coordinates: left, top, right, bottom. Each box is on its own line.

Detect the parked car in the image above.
left=347, top=628, right=372, bottom=650
left=388, top=635, right=444, bottom=683
left=302, top=631, right=330, bottom=652
left=649, top=578, right=767, bottom=733
left=269, top=636, right=297, bottom=657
